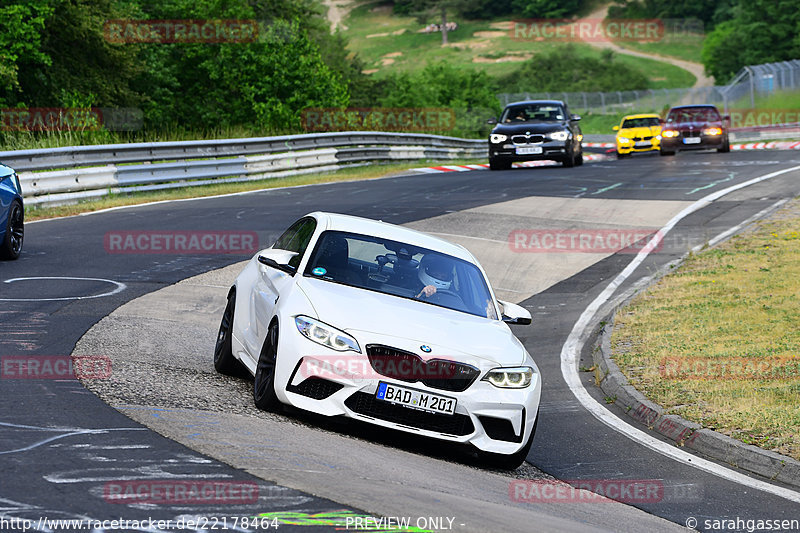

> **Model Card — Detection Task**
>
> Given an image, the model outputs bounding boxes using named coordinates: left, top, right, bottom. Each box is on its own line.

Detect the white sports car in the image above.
left=214, top=212, right=541, bottom=468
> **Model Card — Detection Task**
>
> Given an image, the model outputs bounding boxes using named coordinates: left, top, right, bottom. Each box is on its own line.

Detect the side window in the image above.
left=273, top=217, right=317, bottom=270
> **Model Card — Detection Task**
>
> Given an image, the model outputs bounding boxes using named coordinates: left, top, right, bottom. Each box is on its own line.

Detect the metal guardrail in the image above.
left=0, top=132, right=487, bottom=207
left=0, top=132, right=485, bottom=172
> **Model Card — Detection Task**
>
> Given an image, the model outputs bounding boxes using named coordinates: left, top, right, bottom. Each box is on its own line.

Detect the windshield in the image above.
left=501, top=103, right=565, bottom=124
left=666, top=108, right=721, bottom=123
left=304, top=230, right=498, bottom=319
left=622, top=117, right=661, bottom=128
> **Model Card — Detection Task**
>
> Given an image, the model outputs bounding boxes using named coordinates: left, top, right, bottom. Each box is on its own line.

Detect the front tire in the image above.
left=489, top=158, right=511, bottom=171
left=659, top=148, right=675, bottom=156
left=717, top=136, right=730, bottom=153
left=253, top=321, right=281, bottom=411
left=616, top=151, right=628, bottom=159
left=479, top=415, right=538, bottom=470
left=561, top=148, right=575, bottom=168
left=214, top=290, right=242, bottom=375
left=0, top=200, right=24, bottom=260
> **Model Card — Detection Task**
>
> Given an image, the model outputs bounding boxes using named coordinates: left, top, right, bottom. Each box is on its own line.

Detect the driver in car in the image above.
left=415, top=254, right=454, bottom=299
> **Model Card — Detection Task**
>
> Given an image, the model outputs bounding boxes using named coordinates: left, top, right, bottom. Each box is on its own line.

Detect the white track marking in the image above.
left=0, top=277, right=126, bottom=301
left=560, top=164, right=800, bottom=503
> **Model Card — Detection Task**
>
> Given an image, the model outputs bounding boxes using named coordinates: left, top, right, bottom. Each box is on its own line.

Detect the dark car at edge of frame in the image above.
left=0, top=162, right=24, bottom=260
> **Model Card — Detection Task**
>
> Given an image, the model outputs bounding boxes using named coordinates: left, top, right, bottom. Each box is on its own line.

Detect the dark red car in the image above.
left=659, top=104, right=730, bottom=155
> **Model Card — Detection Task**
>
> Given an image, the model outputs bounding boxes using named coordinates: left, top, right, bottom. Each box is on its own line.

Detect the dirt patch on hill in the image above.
left=473, top=53, right=531, bottom=63
left=474, top=30, right=506, bottom=39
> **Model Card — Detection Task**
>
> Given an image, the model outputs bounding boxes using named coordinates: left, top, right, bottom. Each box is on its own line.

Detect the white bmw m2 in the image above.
left=214, top=212, right=541, bottom=468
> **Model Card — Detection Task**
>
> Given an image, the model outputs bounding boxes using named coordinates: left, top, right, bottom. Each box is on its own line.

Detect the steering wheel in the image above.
left=431, top=289, right=460, bottom=299
left=417, top=288, right=460, bottom=300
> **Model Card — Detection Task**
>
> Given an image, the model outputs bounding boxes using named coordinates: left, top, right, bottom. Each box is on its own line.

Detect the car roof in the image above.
left=504, top=100, right=565, bottom=108
left=621, top=113, right=661, bottom=120
left=668, top=105, right=719, bottom=111
left=308, top=212, right=476, bottom=262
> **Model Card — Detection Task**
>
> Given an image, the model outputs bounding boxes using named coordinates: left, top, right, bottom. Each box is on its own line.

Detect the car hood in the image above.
left=0, top=164, right=14, bottom=179
left=491, top=122, right=568, bottom=135
left=296, top=277, right=526, bottom=367
left=666, top=121, right=723, bottom=131
left=619, top=125, right=662, bottom=137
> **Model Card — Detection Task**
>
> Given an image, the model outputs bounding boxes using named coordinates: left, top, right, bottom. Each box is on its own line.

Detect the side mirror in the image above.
left=570, top=114, right=581, bottom=121
left=612, top=125, right=620, bottom=131
left=498, top=300, right=532, bottom=325
left=487, top=118, right=497, bottom=125
left=258, top=248, right=298, bottom=275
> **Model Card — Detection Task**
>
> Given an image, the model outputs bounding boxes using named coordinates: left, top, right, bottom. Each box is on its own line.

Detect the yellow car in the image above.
left=613, top=114, right=663, bottom=157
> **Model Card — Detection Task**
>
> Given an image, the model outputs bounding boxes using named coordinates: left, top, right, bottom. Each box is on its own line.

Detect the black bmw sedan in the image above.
left=488, top=100, right=583, bottom=170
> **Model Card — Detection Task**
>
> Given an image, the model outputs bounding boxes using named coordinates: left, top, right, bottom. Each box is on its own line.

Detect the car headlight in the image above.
left=549, top=130, right=569, bottom=141
left=655, top=135, right=662, bottom=141
left=702, top=127, right=722, bottom=136
left=662, top=130, right=679, bottom=138
left=618, top=136, right=630, bottom=144
left=482, top=366, right=534, bottom=388
left=490, top=134, right=507, bottom=144
left=295, top=315, right=360, bottom=352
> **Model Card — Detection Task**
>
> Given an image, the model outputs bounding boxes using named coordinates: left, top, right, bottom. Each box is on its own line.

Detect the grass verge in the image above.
left=611, top=198, right=800, bottom=460
left=611, top=31, right=706, bottom=64
left=25, top=160, right=467, bottom=222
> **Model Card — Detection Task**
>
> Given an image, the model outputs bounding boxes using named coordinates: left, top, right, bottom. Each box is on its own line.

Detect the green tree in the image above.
left=608, top=0, right=731, bottom=27
left=12, top=0, right=144, bottom=108
left=499, top=46, right=649, bottom=92
left=701, top=0, right=800, bottom=82
left=377, top=62, right=501, bottom=136
left=200, top=20, right=349, bottom=131
left=0, top=1, right=53, bottom=105
left=511, top=0, right=587, bottom=18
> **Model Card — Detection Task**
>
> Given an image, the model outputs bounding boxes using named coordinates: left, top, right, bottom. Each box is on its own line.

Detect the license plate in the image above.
left=683, top=137, right=701, bottom=144
left=634, top=141, right=651, bottom=147
left=516, top=146, right=543, bottom=155
left=376, top=382, right=456, bottom=415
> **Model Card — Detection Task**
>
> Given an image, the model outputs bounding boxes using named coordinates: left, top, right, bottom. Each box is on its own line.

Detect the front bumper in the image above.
left=489, top=141, right=572, bottom=162
left=277, top=327, right=542, bottom=455
left=661, top=134, right=725, bottom=151
left=616, top=138, right=660, bottom=154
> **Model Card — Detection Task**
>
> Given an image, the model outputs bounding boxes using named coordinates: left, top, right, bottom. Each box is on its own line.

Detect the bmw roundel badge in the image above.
left=420, top=345, right=432, bottom=353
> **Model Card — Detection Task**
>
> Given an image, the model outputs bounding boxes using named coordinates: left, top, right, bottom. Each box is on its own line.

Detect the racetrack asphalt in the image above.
left=2, top=149, right=800, bottom=531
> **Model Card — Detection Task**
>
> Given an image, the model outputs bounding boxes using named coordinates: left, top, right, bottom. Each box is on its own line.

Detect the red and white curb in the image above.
left=583, top=142, right=615, bottom=148
left=732, top=141, right=800, bottom=150
left=413, top=153, right=610, bottom=173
